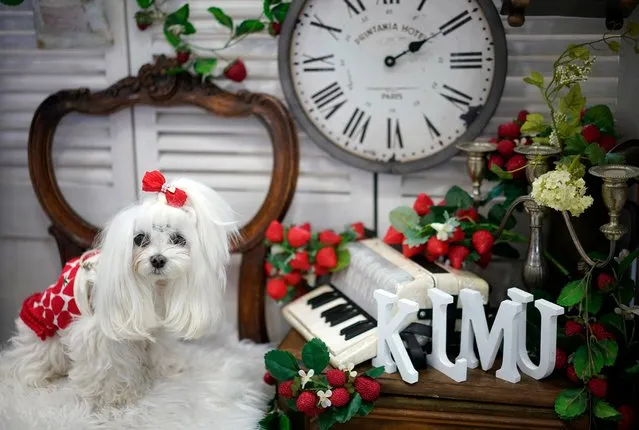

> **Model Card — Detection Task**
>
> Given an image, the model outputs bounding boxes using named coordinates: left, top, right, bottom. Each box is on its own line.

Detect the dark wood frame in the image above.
left=27, top=55, right=299, bottom=344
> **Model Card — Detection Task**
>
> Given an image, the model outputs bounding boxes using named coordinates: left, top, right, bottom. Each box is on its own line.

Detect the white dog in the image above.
left=0, top=171, right=238, bottom=409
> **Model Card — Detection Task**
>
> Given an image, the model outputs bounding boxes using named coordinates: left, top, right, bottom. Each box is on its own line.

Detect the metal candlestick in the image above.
left=456, top=141, right=497, bottom=206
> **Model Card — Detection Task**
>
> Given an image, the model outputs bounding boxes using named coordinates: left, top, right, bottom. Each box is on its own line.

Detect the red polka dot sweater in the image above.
left=20, top=250, right=99, bottom=340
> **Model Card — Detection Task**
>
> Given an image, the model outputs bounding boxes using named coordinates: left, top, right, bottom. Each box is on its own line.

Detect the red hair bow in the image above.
left=142, top=170, right=188, bottom=208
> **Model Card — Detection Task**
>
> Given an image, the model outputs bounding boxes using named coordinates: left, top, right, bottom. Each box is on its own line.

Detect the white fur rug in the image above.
left=0, top=330, right=274, bottom=430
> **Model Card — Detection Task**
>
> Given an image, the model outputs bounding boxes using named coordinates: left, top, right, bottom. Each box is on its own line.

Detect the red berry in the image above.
left=314, top=263, right=329, bottom=276
left=278, top=380, right=294, bottom=398
left=299, top=222, right=312, bottom=231
left=331, top=387, right=351, bottom=407
left=599, top=134, right=617, bottom=152
left=265, top=220, right=284, bottom=243
left=263, top=372, right=276, bottom=385
left=590, top=322, right=613, bottom=340
left=517, top=110, right=529, bottom=124
left=354, top=376, right=381, bottom=402
left=456, top=208, right=478, bottom=222
left=597, top=272, right=615, bottom=291
left=268, top=21, right=281, bottom=36
left=413, top=193, right=434, bottom=216
left=505, top=154, right=527, bottom=180
left=350, top=222, right=365, bottom=239
left=448, top=245, right=470, bottom=269
left=565, top=320, right=583, bottom=336
left=135, top=11, right=152, bottom=31
left=437, top=199, right=447, bottom=206
left=402, top=243, right=424, bottom=258
left=477, top=250, right=492, bottom=268
left=555, top=348, right=567, bottom=369
left=282, top=271, right=302, bottom=286
left=296, top=391, right=318, bottom=414
left=325, top=369, right=347, bottom=387
left=587, top=378, right=608, bottom=398
left=488, top=154, right=505, bottom=171
left=498, top=122, right=521, bottom=139
left=224, top=58, right=247, bottom=82
left=287, top=226, right=311, bottom=248
left=471, top=230, right=494, bottom=255
left=449, top=226, right=465, bottom=243
left=316, top=247, right=338, bottom=269
left=426, top=236, right=449, bottom=259
left=617, top=405, right=635, bottom=430
left=581, top=124, right=601, bottom=143
left=264, top=262, right=275, bottom=276
left=319, top=230, right=342, bottom=246
left=266, top=278, right=288, bottom=300
left=290, top=251, right=310, bottom=271
left=176, top=51, right=190, bottom=65
left=497, top=139, right=516, bottom=158
left=566, top=365, right=579, bottom=383
left=383, top=226, right=404, bottom=245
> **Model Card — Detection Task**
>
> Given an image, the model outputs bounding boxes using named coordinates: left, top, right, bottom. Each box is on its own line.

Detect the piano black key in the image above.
left=329, top=308, right=360, bottom=326
left=307, top=291, right=338, bottom=309
left=321, top=303, right=350, bottom=318
left=340, top=320, right=375, bottom=340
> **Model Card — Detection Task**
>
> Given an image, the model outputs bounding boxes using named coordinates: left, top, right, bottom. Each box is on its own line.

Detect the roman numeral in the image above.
left=450, top=52, right=483, bottom=69
left=343, top=108, right=371, bottom=144
left=378, top=0, right=400, bottom=4
left=417, top=0, right=427, bottom=11
left=344, top=0, right=366, bottom=15
left=424, top=115, right=443, bottom=145
left=300, top=54, right=335, bottom=72
left=309, top=15, right=342, bottom=40
left=311, top=82, right=347, bottom=120
left=440, top=84, right=472, bottom=110
left=440, top=10, right=472, bottom=36
left=386, top=118, right=403, bottom=149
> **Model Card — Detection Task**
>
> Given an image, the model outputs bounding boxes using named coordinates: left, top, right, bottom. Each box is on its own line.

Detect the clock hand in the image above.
left=383, top=30, right=443, bottom=68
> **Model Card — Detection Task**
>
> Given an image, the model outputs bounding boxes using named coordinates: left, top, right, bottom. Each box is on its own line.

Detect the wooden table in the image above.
left=279, top=330, right=587, bottom=429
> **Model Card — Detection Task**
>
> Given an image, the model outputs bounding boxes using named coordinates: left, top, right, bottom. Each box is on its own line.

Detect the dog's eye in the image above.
left=170, top=233, right=187, bottom=247
left=133, top=233, right=149, bottom=247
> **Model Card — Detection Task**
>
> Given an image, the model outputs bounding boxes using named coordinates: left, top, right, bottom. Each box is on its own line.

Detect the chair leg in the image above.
left=238, top=244, right=269, bottom=343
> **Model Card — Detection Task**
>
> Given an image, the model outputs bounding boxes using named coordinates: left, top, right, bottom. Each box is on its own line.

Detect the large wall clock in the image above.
left=278, top=0, right=508, bottom=174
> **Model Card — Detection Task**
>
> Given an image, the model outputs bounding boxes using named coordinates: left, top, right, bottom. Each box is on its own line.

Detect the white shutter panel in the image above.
left=377, top=10, right=621, bottom=236
left=0, top=1, right=133, bottom=342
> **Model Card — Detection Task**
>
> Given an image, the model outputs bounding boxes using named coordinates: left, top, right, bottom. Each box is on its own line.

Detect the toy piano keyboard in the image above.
left=281, top=238, right=489, bottom=368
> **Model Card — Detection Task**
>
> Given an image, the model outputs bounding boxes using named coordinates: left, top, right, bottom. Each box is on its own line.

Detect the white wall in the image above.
left=0, top=0, right=626, bottom=343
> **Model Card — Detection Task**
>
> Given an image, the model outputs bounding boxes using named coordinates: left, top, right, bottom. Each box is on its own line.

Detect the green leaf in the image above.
left=572, top=345, right=590, bottom=380
left=488, top=203, right=515, bottom=230
left=492, top=242, right=520, bottom=259
left=334, top=248, right=351, bottom=271
left=605, top=152, right=625, bottom=164
left=335, top=393, right=362, bottom=423
left=593, top=399, right=621, bottom=420
left=599, top=312, right=625, bottom=334
left=0, top=0, right=25, bottom=5
left=563, top=134, right=588, bottom=155
left=264, top=0, right=275, bottom=20
left=597, top=339, right=618, bottom=367
left=364, top=366, right=385, bottom=378
left=358, top=402, right=374, bottom=417
left=445, top=186, right=473, bottom=210
left=625, top=361, right=639, bottom=374
left=503, top=181, right=528, bottom=205
left=389, top=206, right=420, bottom=233
left=607, top=40, right=621, bottom=53
left=173, top=4, right=190, bottom=23
left=521, top=113, right=547, bottom=135
left=264, top=349, right=299, bottom=381
left=490, top=164, right=513, bottom=180
left=628, top=21, right=639, bottom=37
left=318, top=412, right=337, bottom=430
left=235, top=19, right=266, bottom=37
left=583, top=105, right=615, bottom=132
left=618, top=248, right=639, bottom=274
left=556, top=279, right=586, bottom=307
left=259, top=411, right=277, bottom=430
left=272, top=3, right=290, bottom=23
left=567, top=45, right=590, bottom=60
left=194, top=58, right=218, bottom=76
left=585, top=144, right=606, bottom=166
left=559, top=84, right=586, bottom=118
left=183, top=22, right=196, bottom=35
left=482, top=182, right=505, bottom=204
left=301, top=338, right=330, bottom=373
left=163, top=24, right=182, bottom=48
left=523, top=71, right=544, bottom=88
left=587, top=291, right=603, bottom=315
left=554, top=389, right=587, bottom=420
left=208, top=7, right=234, bottom=30
left=278, top=413, right=291, bottom=430
left=136, top=0, right=154, bottom=9
left=403, top=227, right=429, bottom=247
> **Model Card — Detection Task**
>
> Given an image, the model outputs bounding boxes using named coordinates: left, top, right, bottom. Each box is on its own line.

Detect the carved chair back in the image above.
left=27, top=56, right=299, bottom=344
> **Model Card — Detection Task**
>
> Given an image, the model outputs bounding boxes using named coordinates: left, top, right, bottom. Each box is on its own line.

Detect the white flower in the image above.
left=298, top=369, right=314, bottom=388
left=615, top=304, right=639, bottom=320
left=339, top=363, right=357, bottom=378
left=167, top=24, right=184, bottom=35
left=548, top=130, right=560, bottom=147
left=317, top=390, right=333, bottom=408
left=531, top=169, right=593, bottom=216
left=430, top=215, right=459, bottom=241
left=615, top=249, right=630, bottom=264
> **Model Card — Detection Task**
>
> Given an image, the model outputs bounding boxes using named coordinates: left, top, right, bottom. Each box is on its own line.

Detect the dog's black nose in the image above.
left=150, top=255, right=167, bottom=269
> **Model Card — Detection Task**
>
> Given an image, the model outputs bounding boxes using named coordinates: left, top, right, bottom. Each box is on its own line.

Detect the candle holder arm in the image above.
left=560, top=210, right=616, bottom=268
left=494, top=195, right=533, bottom=240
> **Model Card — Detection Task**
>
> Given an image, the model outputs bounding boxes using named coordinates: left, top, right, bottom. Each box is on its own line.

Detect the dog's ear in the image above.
left=161, top=178, right=240, bottom=339
left=93, top=205, right=158, bottom=341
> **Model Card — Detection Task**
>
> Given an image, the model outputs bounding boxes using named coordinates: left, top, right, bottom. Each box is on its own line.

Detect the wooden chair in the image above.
left=27, top=55, right=298, bottom=344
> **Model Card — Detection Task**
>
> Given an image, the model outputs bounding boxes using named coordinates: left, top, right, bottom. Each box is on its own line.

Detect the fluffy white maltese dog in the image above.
left=0, top=171, right=238, bottom=409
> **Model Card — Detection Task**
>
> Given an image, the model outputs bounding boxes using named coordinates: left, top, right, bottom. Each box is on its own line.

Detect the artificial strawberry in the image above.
left=287, top=226, right=311, bottom=248
left=448, top=226, right=465, bottom=243
left=354, top=376, right=381, bottom=402
left=263, top=372, right=276, bottom=385
left=565, top=320, right=583, bottom=336
left=426, top=236, right=449, bottom=259
left=135, top=11, right=152, bottom=31
left=456, top=208, right=478, bottom=222
left=597, top=272, right=615, bottom=290
left=402, top=243, right=425, bottom=258
left=314, top=264, right=329, bottom=276
left=319, top=230, right=342, bottom=246
left=268, top=21, right=281, bottom=36
left=505, top=154, right=527, bottom=180
left=266, top=278, right=288, bottom=300
left=296, top=391, right=319, bottom=415
left=477, top=250, right=492, bottom=268
left=555, top=348, right=567, bottom=369
left=617, top=405, right=635, bottom=430
left=590, top=322, right=613, bottom=340
left=278, top=380, right=294, bottom=398
left=471, top=230, right=494, bottom=255
left=497, top=139, right=516, bottom=158
left=224, top=58, right=247, bottom=82
left=566, top=365, right=579, bottom=383
left=383, top=226, right=404, bottom=245
left=283, top=271, right=302, bottom=286
left=264, top=262, right=276, bottom=276
left=489, top=137, right=499, bottom=144
left=437, top=199, right=447, bottom=206
left=498, top=122, right=521, bottom=139
left=516, top=110, right=529, bottom=124
left=316, top=247, right=338, bottom=269
left=176, top=50, right=190, bottom=65
left=351, top=222, right=365, bottom=239
left=326, top=369, right=347, bottom=387
left=299, top=222, right=312, bottom=231
left=448, top=246, right=470, bottom=269
left=581, top=124, right=601, bottom=143
left=488, top=154, right=505, bottom=171
left=330, top=387, right=350, bottom=407
left=413, top=193, right=434, bottom=216
left=587, top=378, right=608, bottom=398
left=290, top=251, right=311, bottom=271
left=265, top=220, right=284, bottom=243
left=599, top=134, right=617, bottom=152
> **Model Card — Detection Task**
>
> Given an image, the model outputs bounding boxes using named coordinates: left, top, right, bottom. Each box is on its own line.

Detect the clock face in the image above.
left=278, top=0, right=507, bottom=173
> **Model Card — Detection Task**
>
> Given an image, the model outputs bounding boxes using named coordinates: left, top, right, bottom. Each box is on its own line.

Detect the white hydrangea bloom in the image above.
left=531, top=169, right=593, bottom=216
left=548, top=130, right=560, bottom=147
